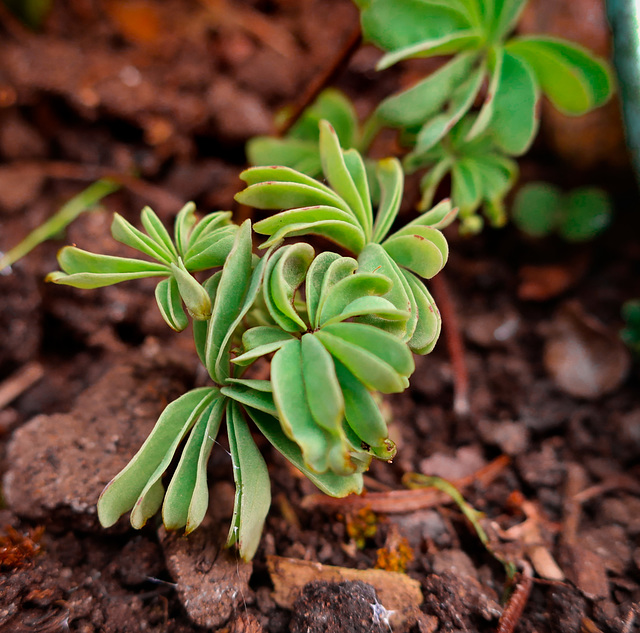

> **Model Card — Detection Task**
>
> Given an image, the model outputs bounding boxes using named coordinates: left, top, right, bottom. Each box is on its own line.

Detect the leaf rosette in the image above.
left=236, top=120, right=453, bottom=355
left=231, top=243, right=414, bottom=476
left=354, top=0, right=613, bottom=232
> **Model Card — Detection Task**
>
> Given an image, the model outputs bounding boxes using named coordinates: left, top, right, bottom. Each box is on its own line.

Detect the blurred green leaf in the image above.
left=1, top=179, right=119, bottom=272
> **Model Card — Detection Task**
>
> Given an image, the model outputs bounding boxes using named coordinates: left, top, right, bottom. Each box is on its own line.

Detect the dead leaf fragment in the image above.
left=543, top=301, right=631, bottom=399
left=267, top=555, right=423, bottom=629
left=518, top=258, right=588, bottom=301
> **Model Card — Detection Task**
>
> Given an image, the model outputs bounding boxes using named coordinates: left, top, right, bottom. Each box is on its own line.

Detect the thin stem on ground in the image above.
left=276, top=21, right=362, bottom=137
left=430, top=272, right=470, bottom=417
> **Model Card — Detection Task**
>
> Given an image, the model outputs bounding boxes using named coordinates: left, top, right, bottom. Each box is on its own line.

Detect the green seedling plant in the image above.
left=511, top=182, right=612, bottom=242
left=249, top=1, right=613, bottom=234
left=358, top=0, right=613, bottom=232
left=48, top=122, right=453, bottom=560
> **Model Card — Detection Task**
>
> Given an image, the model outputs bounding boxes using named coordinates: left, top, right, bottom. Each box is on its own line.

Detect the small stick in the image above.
left=302, top=455, right=509, bottom=513
left=430, top=272, right=470, bottom=417
left=496, top=560, right=533, bottom=633
left=0, top=362, right=44, bottom=410
left=621, top=606, right=637, bottom=633
left=276, top=21, right=362, bottom=137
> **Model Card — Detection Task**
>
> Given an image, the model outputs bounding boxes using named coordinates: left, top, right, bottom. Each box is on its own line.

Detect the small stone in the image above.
left=3, top=359, right=188, bottom=530
left=159, top=519, right=252, bottom=630
left=290, top=581, right=387, bottom=633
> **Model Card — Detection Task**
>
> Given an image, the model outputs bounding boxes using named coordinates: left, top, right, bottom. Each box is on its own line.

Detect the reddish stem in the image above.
left=430, top=272, right=470, bottom=417
left=276, top=21, right=362, bottom=137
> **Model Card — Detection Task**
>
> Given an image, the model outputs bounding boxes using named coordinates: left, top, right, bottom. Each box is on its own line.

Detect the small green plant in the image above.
left=48, top=122, right=452, bottom=560
left=357, top=0, right=613, bottom=232
left=249, top=1, right=613, bottom=234
left=512, top=182, right=612, bottom=241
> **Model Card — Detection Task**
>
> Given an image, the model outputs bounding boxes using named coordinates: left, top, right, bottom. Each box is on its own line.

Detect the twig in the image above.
left=0, top=362, right=44, bottom=410
left=430, top=272, right=470, bottom=417
left=276, top=21, right=362, bottom=137
left=302, top=455, right=509, bottom=512
left=621, top=606, right=637, bottom=633
left=572, top=475, right=640, bottom=503
left=496, top=560, right=533, bottom=633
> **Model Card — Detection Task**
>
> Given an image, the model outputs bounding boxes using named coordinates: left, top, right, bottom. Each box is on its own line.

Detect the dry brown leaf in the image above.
left=518, top=256, right=588, bottom=301
left=267, top=555, right=423, bottom=629
left=543, top=301, right=631, bottom=399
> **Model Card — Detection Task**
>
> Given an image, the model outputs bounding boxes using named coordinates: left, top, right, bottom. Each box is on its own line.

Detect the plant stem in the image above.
left=276, top=21, right=362, bottom=137
left=430, top=272, right=470, bottom=417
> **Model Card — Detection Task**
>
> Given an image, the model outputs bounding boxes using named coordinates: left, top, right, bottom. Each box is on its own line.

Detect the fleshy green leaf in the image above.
left=261, top=219, right=367, bottom=254
left=265, top=243, right=314, bottom=332
left=141, top=206, right=178, bottom=262
left=317, top=272, right=392, bottom=326
left=205, top=220, right=253, bottom=382
left=333, top=359, right=395, bottom=459
left=413, top=63, right=485, bottom=154
left=306, top=252, right=343, bottom=327
left=359, top=0, right=470, bottom=53
left=97, top=387, right=218, bottom=528
left=492, top=0, right=527, bottom=40
left=402, top=269, right=442, bottom=354
left=405, top=198, right=457, bottom=230
left=245, top=407, right=364, bottom=497
left=483, top=51, right=538, bottom=155
left=233, top=326, right=297, bottom=366
left=452, top=159, right=483, bottom=215
left=319, top=121, right=370, bottom=238
left=315, top=322, right=413, bottom=393
left=174, top=202, right=197, bottom=257
left=47, top=247, right=168, bottom=289
left=511, top=182, right=563, bottom=237
left=375, top=53, right=478, bottom=127
left=226, top=401, right=271, bottom=561
left=357, top=243, right=415, bottom=340
left=271, top=339, right=332, bottom=472
left=170, top=259, right=212, bottom=320
left=372, top=158, right=404, bottom=243
left=313, top=256, right=359, bottom=330
left=377, top=30, right=482, bottom=70
left=383, top=225, right=448, bottom=279
left=220, top=383, right=278, bottom=417
left=236, top=180, right=350, bottom=215
left=247, top=137, right=322, bottom=177
left=507, top=36, right=612, bottom=114
left=111, top=213, right=173, bottom=264
left=183, top=225, right=238, bottom=271
left=466, top=46, right=504, bottom=140
left=327, top=296, right=409, bottom=326
left=155, top=276, right=189, bottom=332
left=301, top=333, right=344, bottom=432
left=162, top=396, right=225, bottom=531
left=193, top=272, right=222, bottom=367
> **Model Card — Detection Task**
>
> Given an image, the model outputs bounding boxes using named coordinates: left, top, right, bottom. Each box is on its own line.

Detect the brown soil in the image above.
left=1, top=1, right=639, bottom=632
